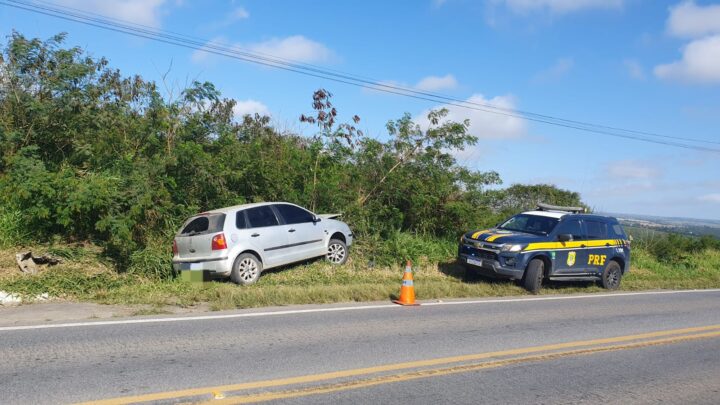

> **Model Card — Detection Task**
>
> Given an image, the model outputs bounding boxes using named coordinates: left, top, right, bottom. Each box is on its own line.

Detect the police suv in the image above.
left=458, top=203, right=630, bottom=293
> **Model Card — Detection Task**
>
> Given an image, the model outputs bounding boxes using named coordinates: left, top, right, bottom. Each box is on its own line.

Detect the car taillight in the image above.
left=212, top=233, right=227, bottom=250
left=172, top=239, right=178, bottom=256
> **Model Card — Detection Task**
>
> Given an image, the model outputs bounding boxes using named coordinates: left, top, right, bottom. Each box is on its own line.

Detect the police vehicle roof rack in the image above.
left=536, top=202, right=586, bottom=214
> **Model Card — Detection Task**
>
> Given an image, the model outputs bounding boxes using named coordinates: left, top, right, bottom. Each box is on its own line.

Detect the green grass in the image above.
left=1, top=238, right=719, bottom=311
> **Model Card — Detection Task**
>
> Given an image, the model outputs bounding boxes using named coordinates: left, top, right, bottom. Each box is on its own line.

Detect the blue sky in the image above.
left=2, top=0, right=720, bottom=219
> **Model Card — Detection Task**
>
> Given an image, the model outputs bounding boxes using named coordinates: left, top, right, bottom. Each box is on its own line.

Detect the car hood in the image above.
left=318, top=213, right=342, bottom=220
left=464, top=228, right=549, bottom=245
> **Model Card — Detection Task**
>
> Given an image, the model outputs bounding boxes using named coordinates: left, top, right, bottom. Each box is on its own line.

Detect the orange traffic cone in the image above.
left=393, top=260, right=420, bottom=306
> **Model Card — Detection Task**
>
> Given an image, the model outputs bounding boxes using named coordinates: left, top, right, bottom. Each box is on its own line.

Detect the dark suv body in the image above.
left=458, top=204, right=631, bottom=293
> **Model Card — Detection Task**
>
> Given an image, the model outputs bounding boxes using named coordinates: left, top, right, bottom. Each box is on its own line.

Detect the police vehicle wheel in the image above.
left=523, top=258, right=544, bottom=294
left=231, top=253, right=263, bottom=286
left=601, top=261, right=622, bottom=290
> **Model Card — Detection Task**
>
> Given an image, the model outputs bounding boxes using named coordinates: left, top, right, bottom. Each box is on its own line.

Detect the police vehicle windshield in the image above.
left=498, top=214, right=559, bottom=235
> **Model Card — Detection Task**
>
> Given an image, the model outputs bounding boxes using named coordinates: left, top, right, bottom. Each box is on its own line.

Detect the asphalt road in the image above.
left=2, top=289, right=720, bottom=404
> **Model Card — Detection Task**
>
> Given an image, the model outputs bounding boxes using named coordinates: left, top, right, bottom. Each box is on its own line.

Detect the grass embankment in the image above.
left=1, top=237, right=719, bottom=311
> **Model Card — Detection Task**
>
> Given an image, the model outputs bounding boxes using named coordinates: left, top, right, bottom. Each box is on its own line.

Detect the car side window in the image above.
left=236, top=210, right=247, bottom=229
left=274, top=204, right=314, bottom=225
left=586, top=220, right=609, bottom=240
left=555, top=219, right=584, bottom=241
left=245, top=206, right=279, bottom=228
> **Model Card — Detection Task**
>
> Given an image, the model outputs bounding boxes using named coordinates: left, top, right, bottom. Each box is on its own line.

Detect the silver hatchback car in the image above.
left=172, top=202, right=353, bottom=285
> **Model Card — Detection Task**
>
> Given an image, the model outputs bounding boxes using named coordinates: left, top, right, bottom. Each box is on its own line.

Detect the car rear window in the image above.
left=610, top=224, right=627, bottom=239
left=180, top=213, right=226, bottom=235
left=236, top=210, right=248, bottom=229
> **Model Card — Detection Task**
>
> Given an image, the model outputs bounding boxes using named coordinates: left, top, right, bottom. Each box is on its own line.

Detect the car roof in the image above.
left=521, top=210, right=567, bottom=219
left=520, top=210, right=618, bottom=223
left=204, top=201, right=300, bottom=215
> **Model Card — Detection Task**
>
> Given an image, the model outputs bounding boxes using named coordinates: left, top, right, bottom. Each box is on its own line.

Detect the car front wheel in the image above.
left=523, top=258, right=545, bottom=294
left=326, top=239, right=348, bottom=265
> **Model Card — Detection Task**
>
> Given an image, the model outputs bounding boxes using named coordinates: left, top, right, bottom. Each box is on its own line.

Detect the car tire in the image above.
left=326, top=239, right=348, bottom=265
left=523, top=258, right=545, bottom=294
left=230, top=253, right=263, bottom=286
left=601, top=260, right=622, bottom=290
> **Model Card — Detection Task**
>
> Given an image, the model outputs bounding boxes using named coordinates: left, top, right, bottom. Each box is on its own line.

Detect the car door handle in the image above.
left=288, top=229, right=296, bottom=233
left=251, top=233, right=260, bottom=237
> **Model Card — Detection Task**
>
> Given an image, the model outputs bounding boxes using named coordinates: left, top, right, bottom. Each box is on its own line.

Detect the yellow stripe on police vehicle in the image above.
left=458, top=203, right=631, bottom=294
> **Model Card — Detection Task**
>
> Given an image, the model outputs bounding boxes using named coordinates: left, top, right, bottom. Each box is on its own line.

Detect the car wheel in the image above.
left=601, top=260, right=622, bottom=290
left=523, top=258, right=545, bottom=294
left=230, top=253, right=262, bottom=286
left=326, top=239, right=348, bottom=265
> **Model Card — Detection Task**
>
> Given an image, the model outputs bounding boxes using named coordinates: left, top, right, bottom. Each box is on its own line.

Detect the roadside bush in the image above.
left=356, top=231, right=456, bottom=266
left=0, top=205, right=30, bottom=248
left=126, top=244, right=174, bottom=280
left=632, top=232, right=720, bottom=268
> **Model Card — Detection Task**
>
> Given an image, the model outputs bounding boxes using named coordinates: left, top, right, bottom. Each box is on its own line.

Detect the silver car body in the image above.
left=172, top=202, right=353, bottom=277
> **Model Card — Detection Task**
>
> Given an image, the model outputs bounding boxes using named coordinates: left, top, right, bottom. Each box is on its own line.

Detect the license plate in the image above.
left=180, top=263, right=202, bottom=270
left=467, top=258, right=483, bottom=267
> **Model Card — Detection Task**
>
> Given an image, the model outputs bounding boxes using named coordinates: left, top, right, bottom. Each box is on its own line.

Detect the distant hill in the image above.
left=599, top=212, right=720, bottom=239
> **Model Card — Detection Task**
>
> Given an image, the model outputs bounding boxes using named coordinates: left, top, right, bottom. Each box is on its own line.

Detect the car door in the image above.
left=584, top=219, right=613, bottom=274
left=243, top=205, right=291, bottom=267
left=273, top=203, right=326, bottom=261
left=552, top=218, right=589, bottom=274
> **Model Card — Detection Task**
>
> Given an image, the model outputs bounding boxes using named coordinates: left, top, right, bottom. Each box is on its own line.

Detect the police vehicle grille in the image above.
left=475, top=249, right=498, bottom=261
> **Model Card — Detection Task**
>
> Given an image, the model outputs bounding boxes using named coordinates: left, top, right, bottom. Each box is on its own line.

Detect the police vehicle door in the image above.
left=585, top=219, right=613, bottom=274
left=553, top=218, right=588, bottom=274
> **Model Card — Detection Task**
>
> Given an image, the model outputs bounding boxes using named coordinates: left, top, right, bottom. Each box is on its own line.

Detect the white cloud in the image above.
left=533, top=57, right=574, bottom=82
left=248, top=36, right=333, bottom=63
left=667, top=1, right=720, bottom=38
left=192, top=35, right=333, bottom=66
left=233, top=99, right=270, bottom=119
left=623, top=59, right=645, bottom=80
left=414, top=74, right=458, bottom=91
left=606, top=160, right=661, bottom=180
left=415, top=94, right=526, bottom=139
left=699, top=193, right=720, bottom=203
left=496, top=0, right=623, bottom=14
left=55, top=0, right=167, bottom=27
left=230, top=7, right=250, bottom=20
left=654, top=35, right=720, bottom=84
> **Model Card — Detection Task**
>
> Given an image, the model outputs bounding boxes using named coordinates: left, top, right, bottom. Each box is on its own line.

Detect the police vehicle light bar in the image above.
left=536, top=202, right=586, bottom=214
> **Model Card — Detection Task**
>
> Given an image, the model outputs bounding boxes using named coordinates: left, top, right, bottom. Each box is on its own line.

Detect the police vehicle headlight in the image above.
left=501, top=244, right=524, bottom=253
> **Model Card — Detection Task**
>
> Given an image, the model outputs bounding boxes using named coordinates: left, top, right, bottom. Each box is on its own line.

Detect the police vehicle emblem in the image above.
left=567, top=251, right=576, bottom=267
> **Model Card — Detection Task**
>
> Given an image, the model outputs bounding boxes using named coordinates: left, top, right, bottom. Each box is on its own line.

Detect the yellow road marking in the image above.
left=208, top=330, right=720, bottom=404
left=79, top=324, right=720, bottom=405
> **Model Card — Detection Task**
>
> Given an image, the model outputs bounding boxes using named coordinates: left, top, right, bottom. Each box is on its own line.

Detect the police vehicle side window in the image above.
left=609, top=224, right=626, bottom=239
left=586, top=220, right=609, bottom=240
left=555, top=219, right=584, bottom=241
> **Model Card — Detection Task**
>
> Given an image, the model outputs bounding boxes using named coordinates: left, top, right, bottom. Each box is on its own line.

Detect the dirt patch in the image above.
left=0, top=301, right=212, bottom=327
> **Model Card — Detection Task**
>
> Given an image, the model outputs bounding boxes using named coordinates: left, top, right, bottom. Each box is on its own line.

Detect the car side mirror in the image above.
left=313, top=216, right=322, bottom=223
left=558, top=234, right=573, bottom=242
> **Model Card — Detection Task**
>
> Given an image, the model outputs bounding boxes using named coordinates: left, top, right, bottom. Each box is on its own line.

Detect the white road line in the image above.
left=1, top=289, right=719, bottom=332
